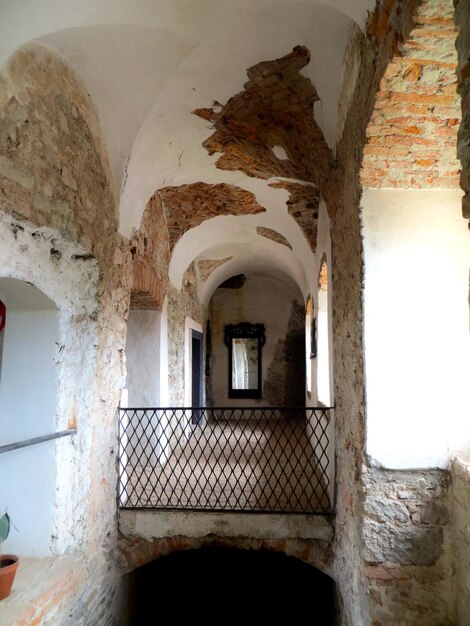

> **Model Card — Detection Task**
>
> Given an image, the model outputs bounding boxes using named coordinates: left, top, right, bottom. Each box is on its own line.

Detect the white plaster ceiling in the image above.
left=0, top=0, right=375, bottom=296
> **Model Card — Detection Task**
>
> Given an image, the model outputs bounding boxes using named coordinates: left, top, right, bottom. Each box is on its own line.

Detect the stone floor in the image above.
left=120, top=417, right=331, bottom=513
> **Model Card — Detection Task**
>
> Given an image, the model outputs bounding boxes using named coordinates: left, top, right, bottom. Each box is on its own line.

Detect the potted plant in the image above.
left=0, top=512, right=18, bottom=600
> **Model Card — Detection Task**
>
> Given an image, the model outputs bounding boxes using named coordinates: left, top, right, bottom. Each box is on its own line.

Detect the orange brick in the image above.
left=415, top=158, right=436, bottom=167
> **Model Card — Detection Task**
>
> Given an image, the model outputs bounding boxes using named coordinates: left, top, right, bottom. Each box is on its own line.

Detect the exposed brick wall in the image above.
left=455, top=0, right=470, bottom=218
left=256, top=227, right=292, bottom=249
left=159, top=183, right=265, bottom=252
left=128, top=193, right=169, bottom=310
left=269, top=180, right=319, bottom=251
left=197, top=257, right=232, bottom=283
left=194, top=46, right=332, bottom=251
left=361, top=0, right=461, bottom=188
left=115, top=533, right=334, bottom=580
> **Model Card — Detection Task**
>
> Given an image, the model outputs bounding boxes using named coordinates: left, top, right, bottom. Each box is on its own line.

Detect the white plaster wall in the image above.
left=126, top=310, right=161, bottom=406
left=317, top=286, right=331, bottom=405
left=160, top=297, right=169, bottom=407
left=311, top=199, right=334, bottom=408
left=0, top=298, right=58, bottom=556
left=210, top=273, right=303, bottom=407
left=363, top=189, right=470, bottom=469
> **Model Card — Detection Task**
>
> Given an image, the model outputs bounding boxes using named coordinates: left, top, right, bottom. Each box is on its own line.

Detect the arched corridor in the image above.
left=0, top=0, right=469, bottom=624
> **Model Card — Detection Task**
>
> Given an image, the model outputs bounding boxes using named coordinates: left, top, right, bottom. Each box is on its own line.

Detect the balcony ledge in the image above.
left=119, top=509, right=334, bottom=542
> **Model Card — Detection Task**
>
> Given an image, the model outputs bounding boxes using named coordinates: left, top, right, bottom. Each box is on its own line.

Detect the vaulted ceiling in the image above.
left=1, top=0, right=377, bottom=298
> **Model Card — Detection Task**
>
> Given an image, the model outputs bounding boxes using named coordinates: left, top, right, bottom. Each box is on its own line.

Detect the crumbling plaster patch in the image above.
left=197, top=257, right=233, bottom=283
left=256, top=227, right=292, bottom=250
left=159, top=182, right=265, bottom=252
left=194, top=47, right=330, bottom=253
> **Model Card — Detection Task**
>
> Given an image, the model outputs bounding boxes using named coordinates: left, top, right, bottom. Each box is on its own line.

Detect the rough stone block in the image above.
left=0, top=155, right=34, bottom=190
left=363, top=520, right=444, bottom=566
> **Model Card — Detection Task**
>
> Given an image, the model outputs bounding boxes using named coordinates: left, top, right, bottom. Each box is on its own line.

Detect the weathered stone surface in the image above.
left=0, top=42, right=132, bottom=626
left=363, top=521, right=444, bottom=565
left=167, top=262, right=206, bottom=406
left=450, top=457, right=470, bottom=625
left=0, top=43, right=117, bottom=254
left=264, top=299, right=305, bottom=406
left=0, top=155, right=34, bottom=190
left=361, top=467, right=453, bottom=623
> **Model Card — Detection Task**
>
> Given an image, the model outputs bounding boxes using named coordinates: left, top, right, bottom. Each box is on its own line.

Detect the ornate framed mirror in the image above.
left=224, top=323, right=266, bottom=399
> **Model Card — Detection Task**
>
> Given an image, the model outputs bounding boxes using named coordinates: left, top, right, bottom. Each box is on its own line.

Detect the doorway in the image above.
left=191, top=329, right=203, bottom=424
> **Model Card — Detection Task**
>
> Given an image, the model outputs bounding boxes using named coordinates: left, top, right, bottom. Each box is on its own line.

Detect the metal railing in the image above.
left=118, top=407, right=333, bottom=514
left=0, top=429, right=76, bottom=454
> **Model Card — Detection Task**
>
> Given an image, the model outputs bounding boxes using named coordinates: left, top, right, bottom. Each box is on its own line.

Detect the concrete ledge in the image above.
left=1, top=554, right=85, bottom=625
left=119, top=510, right=334, bottom=542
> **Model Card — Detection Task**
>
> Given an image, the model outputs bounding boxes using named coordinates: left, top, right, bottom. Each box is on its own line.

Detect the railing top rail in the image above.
left=120, top=406, right=335, bottom=411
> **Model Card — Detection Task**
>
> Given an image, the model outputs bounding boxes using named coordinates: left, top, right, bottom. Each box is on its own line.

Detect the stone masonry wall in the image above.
left=455, top=0, right=470, bottom=219
left=167, top=262, right=206, bottom=406
left=450, top=458, right=470, bottom=625
left=0, top=43, right=132, bottom=625
left=331, top=1, right=461, bottom=623
left=328, top=2, right=419, bottom=623
left=362, top=469, right=453, bottom=625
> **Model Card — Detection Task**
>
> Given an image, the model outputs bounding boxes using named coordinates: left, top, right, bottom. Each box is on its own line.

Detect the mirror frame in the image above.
left=224, top=322, right=266, bottom=399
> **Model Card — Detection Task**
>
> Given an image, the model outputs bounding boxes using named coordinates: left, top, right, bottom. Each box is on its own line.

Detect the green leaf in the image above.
left=0, top=513, right=10, bottom=542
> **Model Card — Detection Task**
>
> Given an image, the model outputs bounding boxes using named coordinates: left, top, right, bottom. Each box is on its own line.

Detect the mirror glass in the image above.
left=231, top=337, right=259, bottom=390
left=224, top=322, right=265, bottom=399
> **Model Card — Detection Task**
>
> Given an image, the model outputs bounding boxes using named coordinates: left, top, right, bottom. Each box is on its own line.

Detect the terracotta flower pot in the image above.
left=0, top=555, right=19, bottom=600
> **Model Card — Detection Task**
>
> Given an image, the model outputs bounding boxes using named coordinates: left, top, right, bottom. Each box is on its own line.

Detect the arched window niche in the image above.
left=305, top=295, right=313, bottom=398
left=0, top=278, right=59, bottom=556
left=316, top=256, right=331, bottom=406
left=0, top=215, right=101, bottom=558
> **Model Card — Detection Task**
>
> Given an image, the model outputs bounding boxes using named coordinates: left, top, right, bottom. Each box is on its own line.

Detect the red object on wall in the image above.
left=0, top=300, right=5, bottom=333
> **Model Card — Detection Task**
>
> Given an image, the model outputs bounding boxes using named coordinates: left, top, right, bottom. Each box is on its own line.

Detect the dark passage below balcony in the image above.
left=118, top=406, right=334, bottom=514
